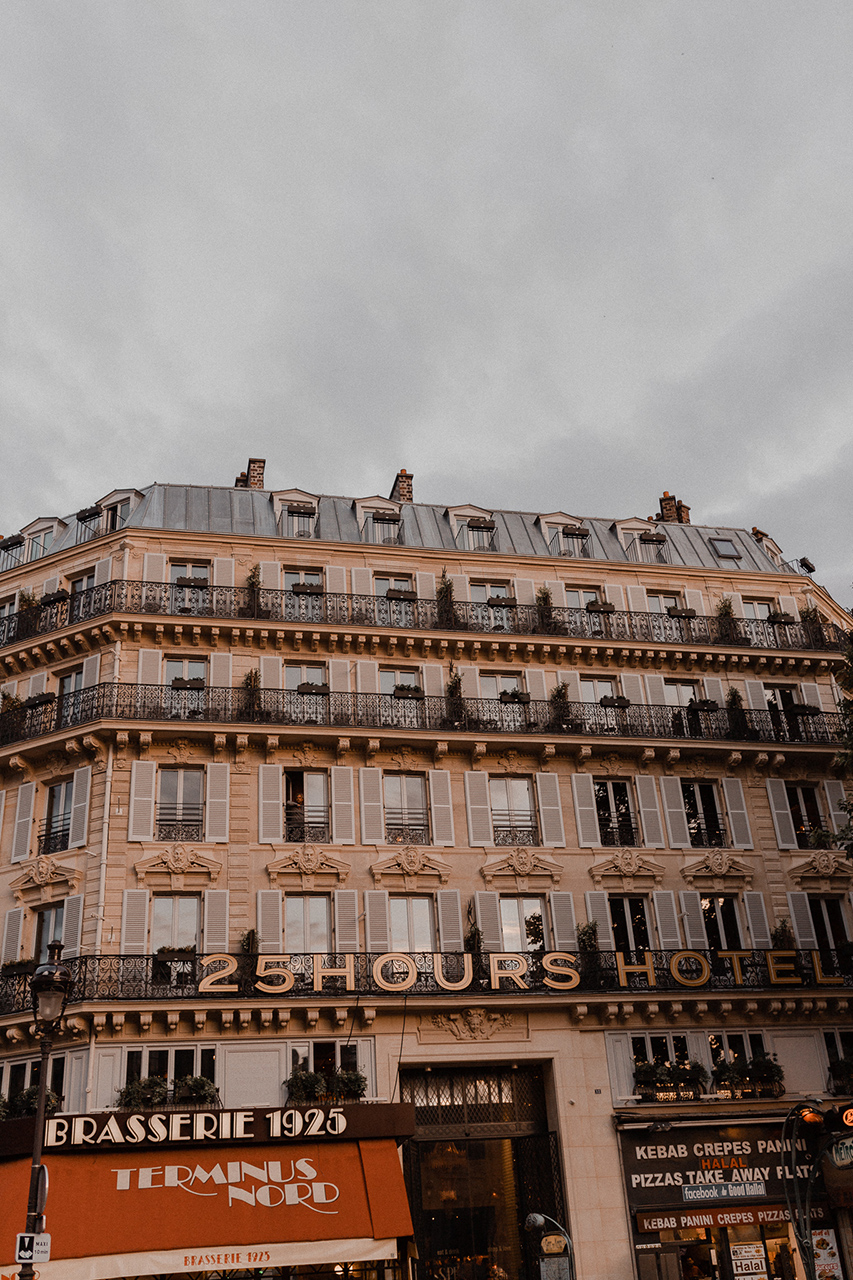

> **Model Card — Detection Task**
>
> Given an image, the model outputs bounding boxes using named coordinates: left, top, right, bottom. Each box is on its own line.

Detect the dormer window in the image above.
left=75, top=505, right=103, bottom=545
left=549, top=524, right=591, bottom=558
left=286, top=504, right=317, bottom=539
left=363, top=512, right=404, bottom=546
left=709, top=537, right=741, bottom=560
left=25, top=522, right=60, bottom=563
left=457, top=517, right=497, bottom=552
left=626, top=530, right=669, bottom=565
left=0, top=534, right=25, bottom=574
left=104, top=498, right=130, bottom=531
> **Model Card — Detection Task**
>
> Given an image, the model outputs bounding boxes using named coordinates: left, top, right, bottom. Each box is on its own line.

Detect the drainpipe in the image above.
left=94, top=740, right=114, bottom=954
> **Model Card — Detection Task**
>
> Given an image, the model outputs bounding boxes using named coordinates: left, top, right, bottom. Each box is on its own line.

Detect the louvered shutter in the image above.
left=258, top=765, right=283, bottom=842
left=621, top=674, right=645, bottom=705
left=743, top=893, right=772, bottom=948
left=0, top=791, right=5, bottom=842
left=800, top=681, right=822, bottom=709
left=324, top=565, right=347, bottom=594
left=142, top=554, right=167, bottom=582
left=1, top=679, right=17, bottom=698
left=61, top=894, right=84, bottom=958
left=328, top=659, right=350, bottom=692
left=209, top=653, right=232, bottom=688
left=128, top=761, right=156, bottom=842
left=605, top=584, right=625, bottom=611
left=703, top=677, right=726, bottom=705
left=428, top=770, right=455, bottom=847
left=436, top=890, right=464, bottom=952
left=787, top=892, right=818, bottom=948
left=526, top=668, right=547, bottom=702
left=778, top=594, right=799, bottom=616
left=679, top=891, right=709, bottom=949
left=68, top=765, right=92, bottom=848
left=545, top=580, right=565, bottom=606
left=422, top=663, right=445, bottom=697
left=448, top=574, right=468, bottom=601
left=729, top=593, right=745, bottom=618
left=514, top=579, right=536, bottom=605
left=137, top=649, right=162, bottom=685
left=42, top=576, right=59, bottom=595
left=259, top=656, right=281, bottom=689
left=212, top=558, right=234, bottom=587
left=549, top=892, right=577, bottom=949
left=570, top=774, right=600, bottom=847
left=659, top=777, right=692, bottom=848
left=11, top=782, right=35, bottom=862
left=93, top=556, right=112, bottom=586
left=415, top=572, right=435, bottom=600
left=351, top=568, right=373, bottom=597
left=626, top=586, right=648, bottom=613
left=356, top=661, right=379, bottom=694
left=256, top=890, right=283, bottom=953
left=464, top=772, right=494, bottom=846
left=205, top=763, right=230, bottom=843
left=330, top=767, right=356, bottom=844
left=120, top=889, right=149, bottom=954
left=334, top=890, right=360, bottom=952
left=721, top=778, right=753, bottom=849
left=766, top=779, right=797, bottom=850
left=644, top=674, right=667, bottom=705
left=824, top=781, right=849, bottom=833
left=258, top=562, right=279, bottom=588
left=820, top=681, right=839, bottom=714
left=535, top=773, right=566, bottom=847
left=745, top=681, right=767, bottom=710
left=1, top=908, right=24, bottom=964
left=584, top=891, right=615, bottom=950
left=459, top=664, right=479, bottom=697
left=359, top=768, right=385, bottom=844
left=81, top=653, right=100, bottom=687
left=653, top=891, right=682, bottom=949
left=364, top=890, right=390, bottom=951
left=203, top=889, right=229, bottom=952
left=684, top=589, right=706, bottom=614
left=27, top=672, right=47, bottom=698
left=634, top=776, right=665, bottom=848
left=561, top=672, right=581, bottom=702
left=474, top=892, right=502, bottom=951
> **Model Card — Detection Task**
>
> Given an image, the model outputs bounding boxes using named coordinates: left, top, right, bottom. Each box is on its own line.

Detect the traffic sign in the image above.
left=15, top=1234, right=51, bottom=1263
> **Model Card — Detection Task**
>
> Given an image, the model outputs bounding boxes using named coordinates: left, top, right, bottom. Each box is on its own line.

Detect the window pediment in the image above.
left=480, top=847, right=563, bottom=890
left=370, top=846, right=451, bottom=888
left=788, top=851, right=853, bottom=890
left=588, top=849, right=665, bottom=889
left=267, top=844, right=350, bottom=890
left=11, top=856, right=82, bottom=905
left=680, top=850, right=754, bottom=890
left=134, top=844, right=221, bottom=889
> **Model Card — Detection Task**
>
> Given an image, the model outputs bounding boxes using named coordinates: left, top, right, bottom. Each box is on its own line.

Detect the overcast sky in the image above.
left=1, top=1, right=851, bottom=605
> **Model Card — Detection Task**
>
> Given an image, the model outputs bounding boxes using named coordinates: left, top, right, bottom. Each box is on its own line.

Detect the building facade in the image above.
left=0, top=460, right=851, bottom=1280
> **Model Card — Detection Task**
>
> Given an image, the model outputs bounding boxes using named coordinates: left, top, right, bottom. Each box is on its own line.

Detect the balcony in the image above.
left=599, top=818, right=642, bottom=847
left=37, top=820, right=71, bottom=857
left=154, top=804, right=204, bottom=843
left=0, top=684, right=843, bottom=752
left=687, top=821, right=728, bottom=849
left=492, top=809, right=540, bottom=846
left=0, top=579, right=844, bottom=655
left=384, top=808, right=430, bottom=845
left=284, top=805, right=331, bottom=843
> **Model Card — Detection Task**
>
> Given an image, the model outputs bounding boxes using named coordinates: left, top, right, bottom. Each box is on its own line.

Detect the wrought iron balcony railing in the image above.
left=491, top=809, right=540, bottom=846
left=1, top=948, right=851, bottom=1015
left=687, top=822, right=728, bottom=849
left=384, top=808, right=430, bottom=845
left=154, top=804, right=204, bottom=842
left=0, top=684, right=843, bottom=751
left=284, top=805, right=331, bottom=843
left=0, top=580, right=844, bottom=654
left=599, top=818, right=642, bottom=847
left=37, top=820, right=71, bottom=856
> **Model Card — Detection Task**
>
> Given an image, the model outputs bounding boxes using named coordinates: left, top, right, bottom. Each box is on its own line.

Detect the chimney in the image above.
left=675, top=500, right=690, bottom=525
left=657, top=491, right=690, bottom=525
left=389, top=468, right=413, bottom=504
left=235, top=458, right=266, bottom=489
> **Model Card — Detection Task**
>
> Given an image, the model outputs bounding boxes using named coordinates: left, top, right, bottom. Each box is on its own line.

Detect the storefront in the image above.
left=618, top=1117, right=846, bottom=1280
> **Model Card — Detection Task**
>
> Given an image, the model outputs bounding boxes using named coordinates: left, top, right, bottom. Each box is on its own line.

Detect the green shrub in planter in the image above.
left=7, top=1086, right=61, bottom=1118
left=285, top=1070, right=327, bottom=1103
left=328, top=1068, right=368, bottom=1101
left=116, top=1076, right=169, bottom=1110
left=174, top=1075, right=219, bottom=1104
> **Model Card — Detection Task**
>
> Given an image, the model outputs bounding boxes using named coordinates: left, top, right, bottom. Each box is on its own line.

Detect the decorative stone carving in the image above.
left=371, top=846, right=452, bottom=889
left=11, top=857, right=82, bottom=905
left=480, top=848, right=563, bottom=890
left=789, top=850, right=853, bottom=890
left=389, top=747, right=422, bottom=772
left=134, top=845, right=222, bottom=889
left=588, top=849, right=665, bottom=889
left=680, top=850, right=754, bottom=890
left=428, top=1009, right=516, bottom=1040
left=267, top=845, right=350, bottom=890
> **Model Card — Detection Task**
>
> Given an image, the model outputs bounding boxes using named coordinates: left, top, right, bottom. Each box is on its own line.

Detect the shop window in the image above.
left=681, top=781, right=727, bottom=848
left=156, top=768, right=204, bottom=840
left=390, top=896, right=435, bottom=951
left=124, top=1044, right=215, bottom=1090
left=489, top=777, right=538, bottom=846
left=40, top=780, right=72, bottom=856
left=284, top=770, right=329, bottom=841
left=701, top=896, right=742, bottom=949
left=384, top=774, right=429, bottom=844
left=594, top=779, right=640, bottom=846
left=498, top=897, right=546, bottom=952
left=609, top=896, right=652, bottom=955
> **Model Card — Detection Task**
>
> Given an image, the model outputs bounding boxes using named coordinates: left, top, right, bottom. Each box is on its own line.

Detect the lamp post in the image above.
left=17, top=939, right=72, bottom=1280
left=524, top=1212, right=577, bottom=1280
left=781, top=1099, right=847, bottom=1280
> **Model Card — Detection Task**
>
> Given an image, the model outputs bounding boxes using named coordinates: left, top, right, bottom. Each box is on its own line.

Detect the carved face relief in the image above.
left=705, top=850, right=733, bottom=877
left=164, top=844, right=194, bottom=873
left=612, top=848, right=642, bottom=876
left=508, top=848, right=535, bottom=876
left=399, top=846, right=425, bottom=875
left=32, top=857, right=57, bottom=885
left=295, top=845, right=324, bottom=874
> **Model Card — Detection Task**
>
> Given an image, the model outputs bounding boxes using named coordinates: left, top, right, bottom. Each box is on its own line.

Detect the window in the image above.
left=380, top=667, right=421, bottom=694
left=681, top=781, right=726, bottom=847
left=549, top=526, right=591, bottom=557
left=169, top=564, right=209, bottom=617
left=0, top=596, right=14, bottom=621
left=823, top=1029, right=853, bottom=1067
left=156, top=769, right=204, bottom=841
left=285, top=506, right=317, bottom=538
left=565, top=587, right=599, bottom=610
left=390, top=896, right=435, bottom=950
left=626, top=534, right=669, bottom=565
left=610, top=896, right=652, bottom=954
left=284, top=770, right=329, bottom=841
left=701, top=896, right=742, bottom=949
left=284, top=568, right=323, bottom=590
left=479, top=672, right=522, bottom=699
left=647, top=593, right=680, bottom=614
left=384, top=775, right=429, bottom=844
left=786, top=784, right=825, bottom=848
left=664, top=680, right=698, bottom=707
left=455, top=519, right=497, bottom=552
left=169, top=562, right=208, bottom=584
left=124, top=1044, right=215, bottom=1091
left=285, top=1039, right=367, bottom=1089
left=470, top=582, right=516, bottom=631
left=40, top=781, right=72, bottom=855
left=580, top=677, right=614, bottom=702
left=27, top=528, right=55, bottom=562
left=2, top=1053, right=66, bottom=1107
left=375, top=574, right=412, bottom=596
left=284, top=664, right=327, bottom=691
left=709, top=538, right=741, bottom=559
left=150, top=895, right=201, bottom=950
left=34, top=903, right=64, bottom=964
left=499, top=897, right=546, bottom=952
left=707, top=1030, right=765, bottom=1072
left=808, top=898, right=848, bottom=951
left=164, top=657, right=207, bottom=717
left=743, top=599, right=773, bottom=621
left=105, top=499, right=130, bottom=531
left=374, top=575, right=416, bottom=625
left=489, top=777, right=538, bottom=846
left=364, top=514, right=404, bottom=545
left=284, top=896, right=331, bottom=952
left=70, top=572, right=95, bottom=596
left=632, top=1031, right=689, bottom=1072
left=57, top=668, right=84, bottom=728
left=283, top=569, right=324, bottom=621
left=594, top=780, right=639, bottom=846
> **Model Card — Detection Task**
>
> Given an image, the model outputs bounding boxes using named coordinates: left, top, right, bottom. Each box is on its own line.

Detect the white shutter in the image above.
left=550, top=892, right=577, bottom=949
left=684, top=589, right=706, bottom=614
left=428, top=770, right=455, bottom=847
left=142, top=554, right=167, bottom=582
left=800, top=681, right=822, bottom=709
left=621, top=674, right=645, bottom=705
left=258, top=561, right=279, bottom=588
left=212, top=558, right=235, bottom=587
left=359, top=768, right=385, bottom=844
left=351, top=568, right=373, bottom=597
left=422, top=663, right=445, bottom=697
left=11, top=781, right=35, bottom=862
left=448, top=574, right=468, bottom=601
left=824, top=781, right=849, bottom=833
left=356, top=661, right=379, bottom=694
left=626, top=586, right=648, bottom=613
left=745, top=681, right=767, bottom=710
left=459, top=664, right=479, bottom=697
left=328, top=659, right=350, bottom=692
left=258, top=765, right=283, bottom=843
left=545, top=580, right=566, bottom=606
left=634, top=775, right=665, bottom=849
left=464, top=772, right=494, bottom=846
left=584, top=891, right=615, bottom=950
left=68, top=765, right=92, bottom=848
left=415, top=572, right=435, bottom=600
left=259, top=656, right=281, bottom=690
left=128, top=761, right=156, bottom=842
left=729, top=593, right=745, bottom=618
left=364, top=890, right=391, bottom=952
left=474, top=892, right=502, bottom=951
left=787, top=892, right=818, bottom=949
left=27, top=672, right=47, bottom=698
left=256, top=890, right=283, bottom=953
left=325, top=565, right=347, bottom=594
left=61, top=894, right=84, bottom=958
left=1, top=679, right=17, bottom=698
left=570, top=774, right=600, bottom=847
left=644, top=674, right=667, bottom=705
left=535, top=773, right=566, bottom=847
left=2, top=908, right=25, bottom=964
left=653, top=891, right=682, bottom=949
left=721, top=778, right=753, bottom=849
left=81, top=653, right=100, bottom=688
left=137, top=649, right=162, bottom=685
left=120, top=889, right=149, bottom=954
left=93, top=556, right=112, bottom=586
left=334, top=890, right=360, bottom=952
left=659, top=777, right=692, bottom=848
left=209, top=653, right=232, bottom=688
left=766, top=779, right=797, bottom=850
left=526, top=668, right=547, bottom=702
left=778, top=594, right=798, bottom=616
left=743, top=892, right=772, bottom=949
left=605, top=584, right=625, bottom=611
left=606, top=1033, right=637, bottom=1104
left=203, top=889, right=230, bottom=952
left=514, top=579, right=536, bottom=605
left=0, top=791, right=5, bottom=843
left=205, top=763, right=230, bottom=843
left=703, top=677, right=725, bottom=705
left=561, top=672, right=581, bottom=702
left=436, top=890, right=464, bottom=952
left=679, top=891, right=709, bottom=949
left=42, top=576, right=59, bottom=595
left=330, top=766, right=356, bottom=845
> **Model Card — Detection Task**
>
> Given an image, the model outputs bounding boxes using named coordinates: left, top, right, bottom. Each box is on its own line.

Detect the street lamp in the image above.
left=17, top=939, right=72, bottom=1280
left=524, top=1212, right=577, bottom=1280
left=781, top=1099, right=845, bottom=1280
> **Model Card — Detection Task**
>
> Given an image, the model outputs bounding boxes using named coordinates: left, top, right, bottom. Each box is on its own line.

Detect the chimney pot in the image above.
left=658, top=492, right=678, bottom=523
left=389, top=468, right=414, bottom=504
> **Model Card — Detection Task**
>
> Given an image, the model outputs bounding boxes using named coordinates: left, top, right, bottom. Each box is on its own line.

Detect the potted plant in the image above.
left=7, top=1086, right=61, bottom=1118
left=500, top=688, right=530, bottom=704
left=243, top=564, right=271, bottom=618
left=41, top=588, right=70, bottom=606
left=297, top=681, right=330, bottom=695
left=768, top=610, right=795, bottom=624
left=285, top=1070, right=327, bottom=1104
left=436, top=568, right=455, bottom=629
left=328, top=1068, right=368, bottom=1101
left=116, top=1076, right=169, bottom=1110
left=0, top=958, right=36, bottom=978
left=586, top=599, right=615, bottom=613
left=633, top=1060, right=669, bottom=1101
left=770, top=918, right=796, bottom=950
left=743, top=1053, right=785, bottom=1098
left=393, top=683, right=424, bottom=699
left=15, top=589, right=41, bottom=638
left=712, top=1058, right=747, bottom=1098
left=725, top=685, right=751, bottom=738
left=577, top=920, right=604, bottom=988
left=174, top=1075, right=220, bottom=1106
left=676, top=1060, right=710, bottom=1099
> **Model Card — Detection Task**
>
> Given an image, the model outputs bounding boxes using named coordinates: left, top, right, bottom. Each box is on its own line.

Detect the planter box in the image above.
left=586, top=601, right=615, bottom=613
left=173, top=576, right=208, bottom=587
left=769, top=612, right=795, bottom=624
left=291, top=583, right=324, bottom=595
left=22, top=693, right=56, bottom=709
left=600, top=696, right=630, bottom=709
left=667, top=606, right=696, bottom=618
left=76, top=505, right=102, bottom=521
left=695, top=699, right=719, bottom=711
left=385, top=589, right=417, bottom=601
left=296, top=682, right=329, bottom=695
left=791, top=704, right=822, bottom=716
left=489, top=596, right=516, bottom=607
left=171, top=678, right=205, bottom=689
left=41, top=590, right=70, bottom=606
left=500, top=691, right=530, bottom=704
left=1, top=961, right=37, bottom=978
left=393, top=688, right=424, bottom=700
